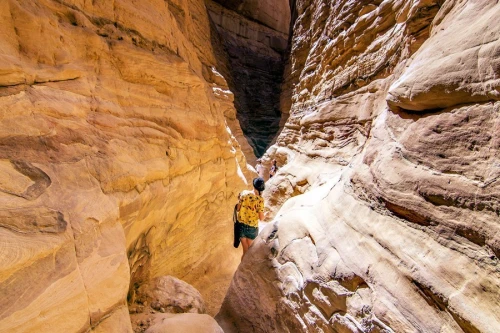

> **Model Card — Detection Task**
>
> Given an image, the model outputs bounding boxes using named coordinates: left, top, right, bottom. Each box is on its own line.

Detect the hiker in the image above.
left=255, top=160, right=265, bottom=179
left=236, top=177, right=265, bottom=259
left=269, top=159, right=277, bottom=178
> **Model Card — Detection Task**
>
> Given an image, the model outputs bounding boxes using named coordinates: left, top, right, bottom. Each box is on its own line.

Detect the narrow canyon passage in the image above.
left=0, top=0, right=499, bottom=333
left=216, top=1, right=500, bottom=333
left=206, top=0, right=291, bottom=158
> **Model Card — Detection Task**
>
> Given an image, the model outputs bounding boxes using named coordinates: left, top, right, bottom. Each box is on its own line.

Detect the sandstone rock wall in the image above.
left=218, top=0, right=500, bottom=332
left=0, top=0, right=253, bottom=331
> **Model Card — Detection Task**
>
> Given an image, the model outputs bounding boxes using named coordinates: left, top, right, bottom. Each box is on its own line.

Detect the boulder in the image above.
left=130, top=275, right=205, bottom=315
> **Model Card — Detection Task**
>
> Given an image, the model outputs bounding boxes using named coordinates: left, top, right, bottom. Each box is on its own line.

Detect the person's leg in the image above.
left=240, top=226, right=258, bottom=260
left=241, top=237, right=250, bottom=260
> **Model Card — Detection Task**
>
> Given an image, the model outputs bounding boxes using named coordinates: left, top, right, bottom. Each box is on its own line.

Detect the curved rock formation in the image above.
left=218, top=0, right=500, bottom=332
left=0, top=0, right=255, bottom=331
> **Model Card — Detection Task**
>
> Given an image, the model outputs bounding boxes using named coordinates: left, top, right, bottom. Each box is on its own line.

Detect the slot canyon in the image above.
left=0, top=0, right=499, bottom=332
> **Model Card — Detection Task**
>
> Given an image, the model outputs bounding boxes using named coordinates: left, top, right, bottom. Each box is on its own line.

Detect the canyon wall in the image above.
left=0, top=0, right=253, bottom=331
left=218, top=0, right=500, bottom=332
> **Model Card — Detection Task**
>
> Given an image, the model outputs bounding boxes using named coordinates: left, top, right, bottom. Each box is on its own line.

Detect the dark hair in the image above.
left=253, top=177, right=265, bottom=193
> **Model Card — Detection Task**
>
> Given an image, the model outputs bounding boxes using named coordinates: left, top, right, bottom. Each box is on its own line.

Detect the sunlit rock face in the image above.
left=206, top=0, right=290, bottom=159
left=218, top=1, right=500, bottom=332
left=0, top=0, right=252, bottom=331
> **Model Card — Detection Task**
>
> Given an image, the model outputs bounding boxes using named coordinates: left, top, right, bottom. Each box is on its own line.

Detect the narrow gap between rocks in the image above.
left=205, top=0, right=293, bottom=158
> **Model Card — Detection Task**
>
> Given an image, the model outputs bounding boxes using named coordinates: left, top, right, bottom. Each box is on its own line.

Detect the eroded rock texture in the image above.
left=218, top=1, right=500, bottom=332
left=207, top=0, right=290, bottom=159
left=0, top=0, right=253, bottom=331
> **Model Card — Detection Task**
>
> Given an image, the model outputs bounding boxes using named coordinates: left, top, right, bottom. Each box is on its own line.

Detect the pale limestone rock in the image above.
left=218, top=0, right=500, bottom=332
left=145, top=313, right=223, bottom=333
left=387, top=0, right=500, bottom=110
left=220, top=175, right=500, bottom=332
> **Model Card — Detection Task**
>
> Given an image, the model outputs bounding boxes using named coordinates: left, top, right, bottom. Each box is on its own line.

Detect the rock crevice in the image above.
left=206, top=0, right=291, bottom=158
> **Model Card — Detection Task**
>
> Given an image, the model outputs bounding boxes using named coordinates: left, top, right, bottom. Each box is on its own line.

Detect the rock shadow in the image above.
left=205, top=0, right=291, bottom=157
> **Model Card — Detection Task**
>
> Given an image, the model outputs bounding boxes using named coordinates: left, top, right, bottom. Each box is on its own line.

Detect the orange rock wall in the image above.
left=0, top=0, right=252, bottom=330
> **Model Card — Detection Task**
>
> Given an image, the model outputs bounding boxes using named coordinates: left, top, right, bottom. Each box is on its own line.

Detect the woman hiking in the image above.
left=236, top=177, right=265, bottom=259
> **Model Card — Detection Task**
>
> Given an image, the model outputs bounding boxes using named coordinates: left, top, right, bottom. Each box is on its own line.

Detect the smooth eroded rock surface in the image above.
left=145, top=313, right=223, bottom=333
left=0, top=0, right=254, bottom=331
left=218, top=0, right=500, bottom=332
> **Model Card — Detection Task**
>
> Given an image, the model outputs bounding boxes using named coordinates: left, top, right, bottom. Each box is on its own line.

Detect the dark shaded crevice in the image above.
left=0, top=75, right=80, bottom=89
left=420, top=191, right=500, bottom=216
left=389, top=98, right=500, bottom=119
left=288, top=0, right=299, bottom=39
left=378, top=192, right=499, bottom=263
left=382, top=192, right=499, bottom=254
left=454, top=226, right=487, bottom=247
left=412, top=280, right=481, bottom=333
left=205, top=0, right=291, bottom=157
left=412, top=279, right=448, bottom=312
left=7, top=160, right=52, bottom=200
left=382, top=199, right=432, bottom=226
left=127, top=227, right=154, bottom=303
left=303, top=281, right=349, bottom=320
left=450, top=312, right=482, bottom=333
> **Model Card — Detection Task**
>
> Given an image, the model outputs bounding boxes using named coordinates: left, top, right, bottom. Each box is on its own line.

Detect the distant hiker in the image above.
left=235, top=177, right=265, bottom=260
left=255, top=160, right=265, bottom=179
left=269, top=159, right=278, bottom=178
